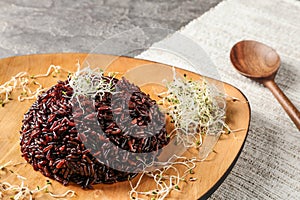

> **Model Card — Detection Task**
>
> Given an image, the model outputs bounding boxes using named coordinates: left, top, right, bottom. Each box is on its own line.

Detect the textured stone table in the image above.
left=0, top=0, right=221, bottom=58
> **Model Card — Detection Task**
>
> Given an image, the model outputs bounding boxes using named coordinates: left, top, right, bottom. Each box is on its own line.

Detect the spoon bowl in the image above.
left=230, top=40, right=281, bottom=79
left=230, top=40, right=300, bottom=130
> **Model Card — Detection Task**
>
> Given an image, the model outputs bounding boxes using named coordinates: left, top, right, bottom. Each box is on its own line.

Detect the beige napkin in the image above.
left=137, top=0, right=300, bottom=199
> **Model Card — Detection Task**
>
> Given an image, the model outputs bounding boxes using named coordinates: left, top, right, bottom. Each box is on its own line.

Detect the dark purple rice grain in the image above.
left=20, top=76, right=169, bottom=188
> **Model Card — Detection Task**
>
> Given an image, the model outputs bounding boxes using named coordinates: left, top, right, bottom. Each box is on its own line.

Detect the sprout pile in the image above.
left=68, top=66, right=117, bottom=109
left=158, top=68, right=226, bottom=147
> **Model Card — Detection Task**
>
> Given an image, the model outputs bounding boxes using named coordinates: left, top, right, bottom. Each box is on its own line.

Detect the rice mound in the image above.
left=20, top=77, right=169, bottom=188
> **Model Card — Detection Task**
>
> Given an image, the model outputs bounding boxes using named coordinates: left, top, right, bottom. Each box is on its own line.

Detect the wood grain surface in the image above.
left=0, top=53, right=250, bottom=200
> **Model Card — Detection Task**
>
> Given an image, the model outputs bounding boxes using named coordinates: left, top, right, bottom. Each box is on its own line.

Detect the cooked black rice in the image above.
left=20, top=77, right=169, bottom=188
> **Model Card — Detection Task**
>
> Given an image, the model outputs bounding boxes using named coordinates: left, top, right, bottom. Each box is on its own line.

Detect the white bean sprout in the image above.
left=0, top=161, right=76, bottom=200
left=0, top=65, right=64, bottom=106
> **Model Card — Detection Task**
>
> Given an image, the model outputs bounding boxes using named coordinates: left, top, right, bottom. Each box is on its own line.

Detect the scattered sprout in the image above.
left=129, top=155, right=200, bottom=200
left=189, top=177, right=197, bottom=182
left=0, top=161, right=76, bottom=199
left=0, top=65, right=68, bottom=106
left=46, top=180, right=52, bottom=185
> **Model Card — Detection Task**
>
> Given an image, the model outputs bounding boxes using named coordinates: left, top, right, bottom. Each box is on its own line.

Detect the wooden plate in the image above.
left=0, top=53, right=250, bottom=200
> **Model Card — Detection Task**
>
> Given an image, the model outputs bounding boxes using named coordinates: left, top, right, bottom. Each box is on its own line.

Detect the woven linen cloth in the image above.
left=137, top=0, right=300, bottom=199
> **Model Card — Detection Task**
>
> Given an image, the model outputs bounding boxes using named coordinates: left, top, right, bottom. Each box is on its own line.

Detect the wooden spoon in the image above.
left=230, top=40, right=300, bottom=130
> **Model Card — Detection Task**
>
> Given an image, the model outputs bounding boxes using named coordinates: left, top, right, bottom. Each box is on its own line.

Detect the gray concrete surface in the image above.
left=0, top=0, right=222, bottom=58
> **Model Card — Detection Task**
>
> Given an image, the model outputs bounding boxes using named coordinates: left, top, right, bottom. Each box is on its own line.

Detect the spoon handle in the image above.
left=263, top=80, right=300, bottom=130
